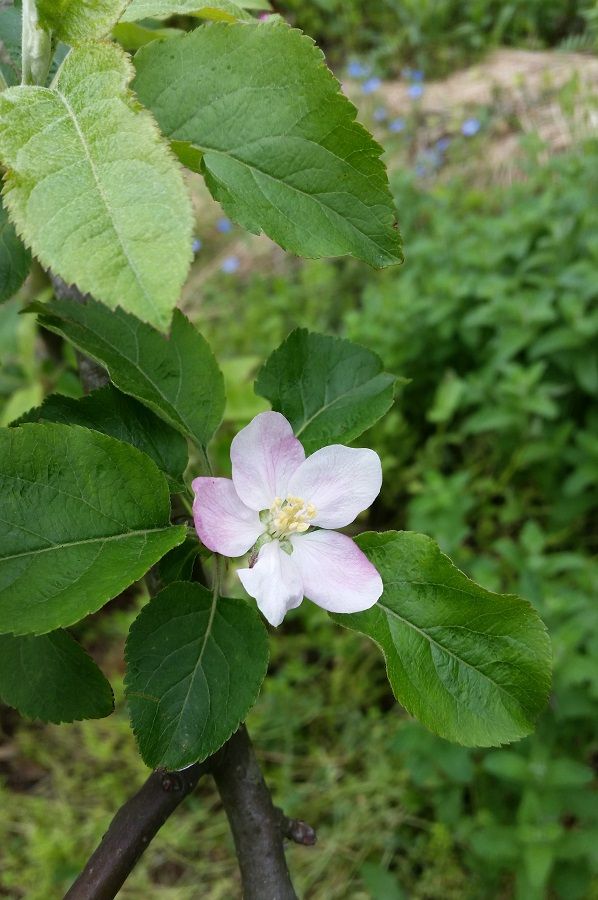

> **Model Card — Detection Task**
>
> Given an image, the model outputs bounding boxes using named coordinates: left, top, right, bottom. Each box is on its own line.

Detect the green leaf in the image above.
left=0, top=423, right=186, bottom=635
left=122, top=0, right=253, bottom=21
left=112, top=22, right=184, bottom=51
left=133, top=23, right=402, bottom=267
left=125, top=582, right=269, bottom=768
left=255, top=328, right=398, bottom=453
left=0, top=6, right=22, bottom=87
left=38, top=0, right=129, bottom=42
left=0, top=199, right=31, bottom=303
left=0, top=631, right=114, bottom=723
left=156, top=538, right=200, bottom=586
left=0, top=42, right=192, bottom=332
left=331, top=531, right=551, bottom=747
left=15, top=385, right=189, bottom=492
left=32, top=297, right=225, bottom=449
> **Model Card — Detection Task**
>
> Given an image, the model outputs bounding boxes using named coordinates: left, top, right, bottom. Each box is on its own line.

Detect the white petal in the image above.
left=192, top=477, right=263, bottom=557
left=287, top=445, right=382, bottom=528
left=237, top=541, right=304, bottom=627
left=231, top=411, right=305, bottom=511
left=290, top=530, right=382, bottom=613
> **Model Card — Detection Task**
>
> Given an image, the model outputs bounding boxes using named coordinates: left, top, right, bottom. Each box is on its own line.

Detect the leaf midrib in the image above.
left=201, top=143, right=396, bottom=260
left=294, top=370, right=391, bottom=438
left=0, top=526, right=176, bottom=562
left=380, top=594, right=531, bottom=713
left=56, top=89, right=158, bottom=318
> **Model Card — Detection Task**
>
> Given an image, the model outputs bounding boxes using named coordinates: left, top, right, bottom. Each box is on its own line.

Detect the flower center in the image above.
left=266, top=495, right=317, bottom=538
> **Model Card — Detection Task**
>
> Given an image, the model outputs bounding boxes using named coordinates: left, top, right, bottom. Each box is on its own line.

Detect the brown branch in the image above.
left=212, top=726, right=299, bottom=900
left=45, top=276, right=313, bottom=899
left=64, top=764, right=209, bottom=900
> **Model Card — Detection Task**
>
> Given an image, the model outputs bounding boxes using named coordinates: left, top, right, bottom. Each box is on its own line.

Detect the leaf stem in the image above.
left=21, top=0, right=52, bottom=86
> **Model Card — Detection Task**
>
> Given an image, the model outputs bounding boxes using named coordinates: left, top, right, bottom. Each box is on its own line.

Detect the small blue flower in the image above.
left=373, top=106, right=387, bottom=122
left=415, top=163, right=427, bottom=178
left=407, top=83, right=424, bottom=100
left=389, top=117, right=406, bottom=133
left=461, top=117, right=481, bottom=137
left=348, top=60, right=370, bottom=78
left=436, top=137, right=451, bottom=152
left=216, top=217, right=232, bottom=233
left=221, top=255, right=240, bottom=274
left=192, top=237, right=202, bottom=254
left=362, top=76, right=381, bottom=95
left=410, top=69, right=424, bottom=82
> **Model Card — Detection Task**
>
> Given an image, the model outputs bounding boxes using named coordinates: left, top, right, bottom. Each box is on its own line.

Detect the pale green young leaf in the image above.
left=0, top=43, right=192, bottom=332
left=133, top=23, right=403, bottom=267
left=15, top=385, right=189, bottom=492
left=0, top=423, right=186, bottom=635
left=125, top=582, right=269, bottom=768
left=122, top=0, right=253, bottom=21
left=331, top=532, right=551, bottom=747
left=0, top=631, right=114, bottom=723
left=255, top=329, right=398, bottom=453
left=0, top=200, right=31, bottom=303
left=38, top=0, right=129, bottom=42
left=32, top=297, right=225, bottom=449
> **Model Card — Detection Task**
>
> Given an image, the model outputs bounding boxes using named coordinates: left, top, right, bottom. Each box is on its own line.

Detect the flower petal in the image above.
left=287, top=446, right=382, bottom=528
left=192, top=477, right=263, bottom=557
left=237, top=541, right=304, bottom=627
left=290, top=530, right=382, bottom=613
left=231, top=412, right=305, bottom=511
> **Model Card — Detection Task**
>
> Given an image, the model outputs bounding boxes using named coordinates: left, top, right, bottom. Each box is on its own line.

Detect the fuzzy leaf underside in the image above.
left=0, top=43, right=193, bottom=332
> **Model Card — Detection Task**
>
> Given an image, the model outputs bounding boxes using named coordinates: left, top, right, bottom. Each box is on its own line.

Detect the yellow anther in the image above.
left=266, top=494, right=318, bottom=539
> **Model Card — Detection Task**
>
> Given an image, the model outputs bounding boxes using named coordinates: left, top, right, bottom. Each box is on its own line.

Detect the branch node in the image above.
left=276, top=808, right=317, bottom=846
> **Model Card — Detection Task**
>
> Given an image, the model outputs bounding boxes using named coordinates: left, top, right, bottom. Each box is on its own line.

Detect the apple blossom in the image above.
left=192, top=412, right=384, bottom=626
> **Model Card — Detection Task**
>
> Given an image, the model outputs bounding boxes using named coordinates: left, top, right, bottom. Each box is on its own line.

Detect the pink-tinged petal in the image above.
left=231, top=412, right=305, bottom=511
left=287, top=446, right=382, bottom=528
left=192, top=477, right=263, bottom=557
left=290, top=530, right=382, bottom=613
left=237, top=541, right=304, bottom=627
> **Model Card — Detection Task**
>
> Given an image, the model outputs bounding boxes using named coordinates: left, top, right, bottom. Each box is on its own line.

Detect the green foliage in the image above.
left=0, top=631, right=113, bottom=723
left=133, top=23, right=402, bottom=267
left=0, top=423, right=185, bottom=635
left=33, top=299, right=225, bottom=451
left=17, top=385, right=189, bottom=493
left=333, top=531, right=551, bottom=747
left=0, top=43, right=192, bottom=331
left=37, top=0, right=128, bottom=42
left=255, top=328, right=398, bottom=453
left=279, top=0, right=598, bottom=77
left=0, top=200, right=31, bottom=303
left=156, top=538, right=200, bottom=586
left=125, top=582, right=269, bottom=768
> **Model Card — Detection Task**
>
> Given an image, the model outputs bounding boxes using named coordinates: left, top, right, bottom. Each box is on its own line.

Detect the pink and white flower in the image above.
left=192, top=412, right=384, bottom=626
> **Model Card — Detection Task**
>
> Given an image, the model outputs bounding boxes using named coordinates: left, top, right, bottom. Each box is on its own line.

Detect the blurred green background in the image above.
left=1, top=2, right=597, bottom=898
